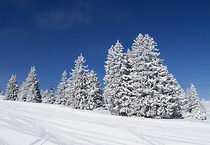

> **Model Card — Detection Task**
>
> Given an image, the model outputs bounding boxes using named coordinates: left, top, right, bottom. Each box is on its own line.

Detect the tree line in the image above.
left=3, top=33, right=207, bottom=120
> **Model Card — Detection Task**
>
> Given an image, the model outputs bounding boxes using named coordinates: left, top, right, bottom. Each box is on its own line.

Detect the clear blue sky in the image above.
left=0, top=0, right=210, bottom=100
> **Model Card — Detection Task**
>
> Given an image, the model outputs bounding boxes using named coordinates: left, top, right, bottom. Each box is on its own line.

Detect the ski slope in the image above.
left=0, top=95, right=210, bottom=145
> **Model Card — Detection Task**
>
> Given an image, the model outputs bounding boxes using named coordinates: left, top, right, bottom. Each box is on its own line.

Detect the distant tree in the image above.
left=186, top=84, right=206, bottom=120
left=41, top=89, right=55, bottom=104
left=18, top=66, right=42, bottom=103
left=4, top=75, right=19, bottom=101
left=41, top=89, right=49, bottom=103
left=55, top=70, right=68, bottom=105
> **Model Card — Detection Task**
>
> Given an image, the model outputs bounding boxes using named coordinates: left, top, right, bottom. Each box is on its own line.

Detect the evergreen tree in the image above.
left=176, top=84, right=188, bottom=118
left=186, top=84, right=206, bottom=120
left=18, top=66, right=42, bottom=103
left=4, top=75, right=19, bottom=101
left=41, top=89, right=48, bottom=103
left=18, top=81, right=27, bottom=101
left=55, top=70, right=67, bottom=105
left=41, top=89, right=56, bottom=104
left=66, top=54, right=104, bottom=110
left=128, top=33, right=160, bottom=117
left=104, top=40, right=133, bottom=116
left=66, top=54, right=89, bottom=109
left=129, top=34, right=180, bottom=118
left=86, top=70, right=103, bottom=110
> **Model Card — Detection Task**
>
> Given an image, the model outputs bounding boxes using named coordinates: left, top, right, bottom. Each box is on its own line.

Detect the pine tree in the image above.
left=104, top=40, right=133, bottom=116
left=18, top=81, right=27, bottom=101
left=129, top=34, right=180, bottom=118
left=18, top=66, right=42, bottom=103
left=41, top=89, right=56, bottom=104
left=66, top=54, right=89, bottom=109
left=186, top=84, right=206, bottom=120
left=176, top=84, right=188, bottom=118
left=128, top=33, right=159, bottom=117
left=86, top=70, right=103, bottom=110
left=4, top=75, right=19, bottom=101
left=66, top=54, right=104, bottom=110
left=55, top=70, right=67, bottom=105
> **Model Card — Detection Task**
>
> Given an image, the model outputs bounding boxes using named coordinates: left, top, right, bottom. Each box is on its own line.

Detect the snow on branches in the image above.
left=104, top=33, right=205, bottom=119
left=185, top=84, right=207, bottom=120
left=59, top=54, right=104, bottom=110
left=4, top=75, right=19, bottom=101
left=18, top=66, right=42, bottom=103
left=3, top=33, right=206, bottom=120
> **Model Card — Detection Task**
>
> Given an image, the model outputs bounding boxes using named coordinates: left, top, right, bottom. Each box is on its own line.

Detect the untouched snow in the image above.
left=0, top=99, right=210, bottom=145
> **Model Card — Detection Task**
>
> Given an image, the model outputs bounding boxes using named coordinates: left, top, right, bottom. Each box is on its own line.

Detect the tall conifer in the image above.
left=4, top=75, right=19, bottom=101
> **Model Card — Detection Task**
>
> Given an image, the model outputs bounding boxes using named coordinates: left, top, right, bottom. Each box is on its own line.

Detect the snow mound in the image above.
left=0, top=100, right=210, bottom=145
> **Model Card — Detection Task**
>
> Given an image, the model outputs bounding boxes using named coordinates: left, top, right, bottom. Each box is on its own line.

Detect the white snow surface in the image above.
left=0, top=95, right=4, bottom=100
left=0, top=98, right=210, bottom=145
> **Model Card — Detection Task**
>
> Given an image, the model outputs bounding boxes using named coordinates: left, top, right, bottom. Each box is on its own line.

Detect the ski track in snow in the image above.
left=0, top=98, right=210, bottom=145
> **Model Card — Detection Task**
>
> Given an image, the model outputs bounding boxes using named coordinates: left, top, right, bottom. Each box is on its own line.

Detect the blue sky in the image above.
left=0, top=0, right=210, bottom=100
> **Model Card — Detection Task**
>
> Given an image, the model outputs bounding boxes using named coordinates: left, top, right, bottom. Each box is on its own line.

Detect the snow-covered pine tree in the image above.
left=4, top=75, right=19, bottom=101
left=66, top=54, right=89, bottom=109
left=129, top=34, right=180, bottom=118
left=86, top=70, right=103, bottom=110
left=104, top=40, right=133, bottom=116
left=128, top=33, right=157, bottom=117
left=55, top=70, right=67, bottom=105
left=176, top=84, right=188, bottom=118
left=18, top=66, right=42, bottom=103
left=18, top=81, right=27, bottom=101
left=41, top=89, right=55, bottom=104
left=66, top=54, right=104, bottom=110
left=186, top=84, right=206, bottom=120
left=41, top=89, right=49, bottom=103
left=103, top=45, right=115, bottom=108
left=158, top=73, right=181, bottom=118
left=25, top=66, right=42, bottom=103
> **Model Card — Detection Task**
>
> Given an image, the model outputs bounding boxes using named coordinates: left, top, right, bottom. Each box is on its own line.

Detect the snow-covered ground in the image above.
left=0, top=96, right=210, bottom=145
left=0, top=94, right=4, bottom=100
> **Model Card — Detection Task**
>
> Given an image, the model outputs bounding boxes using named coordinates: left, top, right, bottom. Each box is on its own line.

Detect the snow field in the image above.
left=0, top=99, right=210, bottom=145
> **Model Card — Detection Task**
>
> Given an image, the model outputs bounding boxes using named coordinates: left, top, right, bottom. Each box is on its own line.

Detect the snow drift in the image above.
left=0, top=99, right=210, bottom=145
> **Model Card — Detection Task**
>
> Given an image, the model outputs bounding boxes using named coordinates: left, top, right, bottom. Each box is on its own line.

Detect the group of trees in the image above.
left=4, top=54, right=104, bottom=110
left=3, top=33, right=207, bottom=120
left=55, top=54, right=104, bottom=110
left=4, top=66, right=42, bottom=103
left=104, top=34, right=206, bottom=120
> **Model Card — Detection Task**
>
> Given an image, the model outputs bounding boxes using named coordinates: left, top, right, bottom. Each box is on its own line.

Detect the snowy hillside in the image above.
left=0, top=99, right=210, bottom=145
